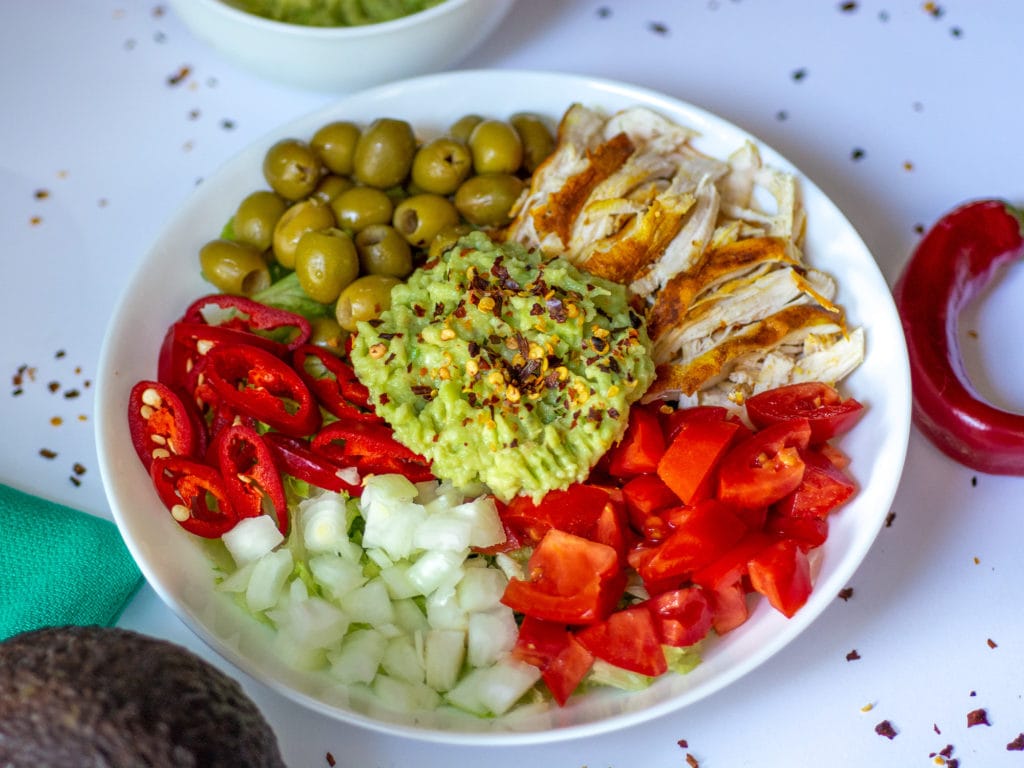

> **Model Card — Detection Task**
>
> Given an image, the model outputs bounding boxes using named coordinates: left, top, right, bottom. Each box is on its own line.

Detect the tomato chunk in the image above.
left=717, top=420, right=811, bottom=508
left=657, top=419, right=740, bottom=504
left=747, top=538, right=812, bottom=618
left=576, top=604, right=667, bottom=677
left=499, top=483, right=610, bottom=546
left=512, top=616, right=594, bottom=706
left=745, top=381, right=864, bottom=444
left=501, top=529, right=624, bottom=625
left=647, top=587, right=713, bottom=647
left=773, top=447, right=856, bottom=519
left=635, top=499, right=748, bottom=584
left=607, top=405, right=666, bottom=479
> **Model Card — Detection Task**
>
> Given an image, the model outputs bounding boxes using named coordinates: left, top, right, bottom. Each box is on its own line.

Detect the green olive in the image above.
left=308, top=316, right=349, bottom=355
left=392, top=193, right=461, bottom=249
left=355, top=224, right=414, bottom=278
left=335, top=274, right=401, bottom=332
left=294, top=228, right=360, bottom=304
left=310, top=174, right=355, bottom=205
left=262, top=138, right=323, bottom=201
left=311, top=121, right=361, bottom=176
left=510, top=112, right=556, bottom=173
left=449, top=114, right=484, bottom=144
left=428, top=222, right=473, bottom=261
left=329, top=185, right=395, bottom=233
left=410, top=137, right=472, bottom=196
left=233, top=190, right=287, bottom=252
left=199, top=239, right=271, bottom=296
left=352, top=118, right=416, bottom=189
left=454, top=173, right=525, bottom=228
left=468, top=119, right=523, bottom=175
left=271, top=198, right=335, bottom=269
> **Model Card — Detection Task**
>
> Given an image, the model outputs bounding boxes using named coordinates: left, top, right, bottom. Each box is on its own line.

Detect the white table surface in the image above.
left=3, top=1, right=1024, bottom=765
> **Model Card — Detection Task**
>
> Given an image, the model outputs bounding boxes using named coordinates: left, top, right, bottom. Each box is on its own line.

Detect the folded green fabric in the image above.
left=0, top=483, right=143, bottom=642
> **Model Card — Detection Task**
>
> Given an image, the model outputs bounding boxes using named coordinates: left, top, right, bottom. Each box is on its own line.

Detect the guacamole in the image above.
left=230, top=0, right=445, bottom=27
left=349, top=231, right=655, bottom=502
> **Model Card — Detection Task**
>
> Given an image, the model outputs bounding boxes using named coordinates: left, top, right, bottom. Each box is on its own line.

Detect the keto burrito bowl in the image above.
left=96, top=70, right=910, bottom=743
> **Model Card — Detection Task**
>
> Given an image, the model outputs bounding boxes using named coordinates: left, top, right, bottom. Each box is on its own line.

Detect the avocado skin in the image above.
left=0, top=625, right=286, bottom=768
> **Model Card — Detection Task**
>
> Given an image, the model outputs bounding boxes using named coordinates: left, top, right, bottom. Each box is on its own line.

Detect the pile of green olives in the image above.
left=198, top=112, right=556, bottom=351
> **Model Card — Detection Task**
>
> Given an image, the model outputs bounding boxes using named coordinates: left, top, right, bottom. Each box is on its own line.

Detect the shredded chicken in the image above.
left=501, top=104, right=864, bottom=408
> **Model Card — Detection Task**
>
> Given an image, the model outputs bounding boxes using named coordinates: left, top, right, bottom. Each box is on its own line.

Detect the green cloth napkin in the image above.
left=0, top=483, right=143, bottom=641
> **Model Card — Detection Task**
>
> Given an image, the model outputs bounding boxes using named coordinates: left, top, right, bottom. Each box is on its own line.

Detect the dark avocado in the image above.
left=0, top=625, right=286, bottom=768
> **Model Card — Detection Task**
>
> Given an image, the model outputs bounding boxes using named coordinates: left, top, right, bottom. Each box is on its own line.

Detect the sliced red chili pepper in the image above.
left=264, top=433, right=363, bottom=496
left=128, top=380, right=201, bottom=471
left=717, top=419, right=811, bottom=508
left=183, top=293, right=311, bottom=350
left=745, top=381, right=864, bottom=444
left=312, top=420, right=432, bottom=481
left=204, top=342, right=322, bottom=437
left=149, top=455, right=238, bottom=538
left=893, top=199, right=1024, bottom=475
left=213, top=423, right=289, bottom=536
left=292, top=343, right=380, bottom=421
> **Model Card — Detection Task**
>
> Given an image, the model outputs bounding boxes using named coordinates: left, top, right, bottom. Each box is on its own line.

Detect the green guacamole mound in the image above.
left=350, top=231, right=656, bottom=503
left=229, top=0, right=445, bottom=27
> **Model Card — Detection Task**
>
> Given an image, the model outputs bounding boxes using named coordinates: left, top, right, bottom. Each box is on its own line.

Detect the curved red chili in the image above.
left=213, top=423, right=289, bottom=537
left=292, top=343, right=381, bottom=422
left=264, top=432, right=363, bottom=496
left=128, top=380, right=201, bottom=470
left=312, top=420, right=433, bottom=482
left=182, top=293, right=311, bottom=350
left=149, top=455, right=238, bottom=538
left=204, top=342, right=322, bottom=437
left=893, top=199, right=1024, bottom=474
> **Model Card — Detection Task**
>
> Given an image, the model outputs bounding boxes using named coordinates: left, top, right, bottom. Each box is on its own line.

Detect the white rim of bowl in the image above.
left=191, top=0, right=479, bottom=38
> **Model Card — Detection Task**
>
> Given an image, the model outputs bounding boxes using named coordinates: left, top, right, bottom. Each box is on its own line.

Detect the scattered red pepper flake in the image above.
left=152, top=4, right=166, bottom=16
left=39, top=448, right=57, bottom=459
left=30, top=215, right=42, bottom=226
left=167, top=65, right=191, bottom=86
left=792, top=68, right=808, bottom=81
left=776, top=110, right=788, bottom=121
left=647, top=21, right=669, bottom=35
left=973, top=556, right=980, bottom=564
left=677, top=739, right=689, bottom=748
left=950, top=26, right=962, bottom=38
left=970, top=476, right=978, bottom=487
left=846, top=649, right=861, bottom=661
left=325, top=752, right=336, bottom=766
left=966, top=708, right=989, bottom=727
left=923, top=2, right=943, bottom=18
left=48, top=381, right=60, bottom=393
left=839, top=1, right=858, bottom=11
left=34, top=188, right=50, bottom=200
left=69, top=476, right=82, bottom=487
left=597, top=6, right=611, bottom=18
left=838, top=587, right=854, bottom=601
left=685, top=754, right=699, bottom=768
left=63, top=388, right=81, bottom=399
left=851, top=147, right=866, bottom=161
left=885, top=510, right=896, bottom=527
left=50, top=416, right=63, bottom=427
left=72, top=463, right=86, bottom=476
left=903, top=160, right=915, bottom=171
left=1007, top=733, right=1024, bottom=751
left=934, top=723, right=941, bottom=734
left=875, top=720, right=897, bottom=739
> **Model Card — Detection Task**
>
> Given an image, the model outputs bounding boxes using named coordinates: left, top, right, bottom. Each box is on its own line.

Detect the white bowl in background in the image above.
left=168, top=0, right=516, bottom=92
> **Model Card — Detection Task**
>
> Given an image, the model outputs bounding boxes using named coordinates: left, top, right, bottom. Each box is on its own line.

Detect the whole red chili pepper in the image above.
left=213, top=423, right=289, bottom=536
left=893, top=199, right=1024, bottom=474
left=204, top=342, right=323, bottom=437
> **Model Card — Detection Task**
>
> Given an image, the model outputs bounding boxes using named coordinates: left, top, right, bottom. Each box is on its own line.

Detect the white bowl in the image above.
left=96, top=70, right=911, bottom=744
left=167, top=0, right=515, bottom=92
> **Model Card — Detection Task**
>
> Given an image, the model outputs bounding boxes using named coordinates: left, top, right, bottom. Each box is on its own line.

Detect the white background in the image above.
left=2, top=1, right=1023, bottom=766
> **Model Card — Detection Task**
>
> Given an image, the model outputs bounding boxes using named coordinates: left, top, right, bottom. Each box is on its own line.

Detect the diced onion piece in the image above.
left=361, top=499, right=426, bottom=561
left=329, top=628, right=387, bottom=685
left=245, top=549, right=293, bottom=612
left=379, top=563, right=422, bottom=600
left=457, top=566, right=508, bottom=612
left=372, top=674, right=442, bottom=713
left=446, top=658, right=542, bottom=716
left=301, top=493, right=357, bottom=557
left=424, top=629, right=466, bottom=692
left=426, top=585, right=468, bottom=631
left=412, top=512, right=474, bottom=552
left=407, top=549, right=466, bottom=596
left=273, top=596, right=350, bottom=655
left=222, top=515, right=284, bottom=566
left=339, top=578, right=396, bottom=626
left=382, top=635, right=425, bottom=684
left=391, top=598, right=430, bottom=635
left=452, top=497, right=506, bottom=549
left=216, top=560, right=255, bottom=593
left=309, top=554, right=367, bottom=600
left=466, top=607, right=518, bottom=668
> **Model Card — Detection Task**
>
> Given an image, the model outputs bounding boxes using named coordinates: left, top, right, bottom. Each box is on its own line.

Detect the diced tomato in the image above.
left=499, top=483, right=611, bottom=546
left=512, top=616, right=594, bottom=706
left=606, top=405, right=667, bottom=479
left=635, top=500, right=748, bottom=584
left=773, top=448, right=857, bottom=519
left=663, top=405, right=730, bottom=441
left=764, top=513, right=828, bottom=551
left=622, top=474, right=678, bottom=526
left=576, top=603, right=668, bottom=677
left=657, top=419, right=741, bottom=504
left=745, top=381, right=864, bottom=444
left=706, top=579, right=750, bottom=635
left=747, top=538, right=812, bottom=618
left=717, top=420, right=811, bottom=508
left=647, top=587, right=713, bottom=647
left=691, top=530, right=775, bottom=593
left=501, top=529, right=625, bottom=625
left=591, top=493, right=632, bottom=560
